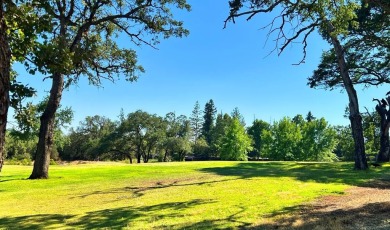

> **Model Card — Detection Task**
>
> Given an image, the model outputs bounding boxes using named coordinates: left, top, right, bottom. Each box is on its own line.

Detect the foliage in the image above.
left=105, top=110, right=166, bottom=163
left=26, top=0, right=191, bottom=179
left=299, top=118, right=338, bottom=162
left=219, top=118, right=252, bottom=161
left=308, top=1, right=390, bottom=89
left=202, top=99, right=217, bottom=145
left=12, top=97, right=73, bottom=137
left=262, top=116, right=338, bottom=161
left=211, top=113, right=232, bottom=157
left=5, top=98, right=73, bottom=162
left=162, top=112, right=191, bottom=162
left=226, top=0, right=370, bottom=170
left=306, top=111, right=316, bottom=122
left=246, top=119, right=270, bottom=159
left=0, top=162, right=389, bottom=229
left=190, top=101, right=203, bottom=143
left=4, top=131, right=36, bottom=161
left=27, top=0, right=191, bottom=83
left=62, top=115, right=115, bottom=161
left=361, top=110, right=380, bottom=156
left=262, top=117, right=302, bottom=161
left=231, top=107, right=245, bottom=126
left=192, top=136, right=210, bottom=159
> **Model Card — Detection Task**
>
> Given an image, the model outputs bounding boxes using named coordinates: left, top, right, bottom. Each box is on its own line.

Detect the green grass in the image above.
left=0, top=161, right=389, bottom=229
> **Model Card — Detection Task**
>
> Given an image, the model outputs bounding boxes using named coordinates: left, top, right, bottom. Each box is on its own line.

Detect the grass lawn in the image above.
left=0, top=161, right=389, bottom=229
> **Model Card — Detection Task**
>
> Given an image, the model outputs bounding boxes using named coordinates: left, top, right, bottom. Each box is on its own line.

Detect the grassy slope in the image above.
left=0, top=161, right=388, bottom=229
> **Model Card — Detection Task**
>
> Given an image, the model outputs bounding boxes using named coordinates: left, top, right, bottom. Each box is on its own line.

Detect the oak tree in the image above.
left=226, top=0, right=369, bottom=169
left=27, top=0, right=190, bottom=178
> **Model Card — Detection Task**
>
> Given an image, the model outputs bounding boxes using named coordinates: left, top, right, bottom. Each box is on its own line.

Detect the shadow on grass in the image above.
left=73, top=178, right=236, bottom=199
left=0, top=214, right=75, bottom=230
left=0, top=199, right=215, bottom=229
left=199, top=162, right=390, bottom=187
left=246, top=201, right=390, bottom=229
left=0, top=176, right=28, bottom=183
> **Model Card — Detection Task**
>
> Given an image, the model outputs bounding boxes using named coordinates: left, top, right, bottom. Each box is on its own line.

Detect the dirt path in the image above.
left=260, top=179, right=390, bottom=229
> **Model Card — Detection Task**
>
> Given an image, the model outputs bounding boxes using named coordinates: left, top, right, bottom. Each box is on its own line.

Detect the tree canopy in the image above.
left=225, top=0, right=373, bottom=169
left=26, top=0, right=191, bottom=179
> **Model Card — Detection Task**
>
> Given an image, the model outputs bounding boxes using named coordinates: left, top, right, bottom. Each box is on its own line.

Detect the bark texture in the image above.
left=374, top=98, right=390, bottom=162
left=329, top=26, right=368, bottom=170
left=29, top=72, right=64, bottom=179
left=0, top=1, right=11, bottom=173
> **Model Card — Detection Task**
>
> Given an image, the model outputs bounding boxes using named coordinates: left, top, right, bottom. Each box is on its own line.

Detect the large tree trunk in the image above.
left=29, top=72, right=64, bottom=179
left=0, top=1, right=10, bottom=173
left=377, top=123, right=390, bottom=162
left=376, top=102, right=390, bottom=162
left=329, top=32, right=368, bottom=170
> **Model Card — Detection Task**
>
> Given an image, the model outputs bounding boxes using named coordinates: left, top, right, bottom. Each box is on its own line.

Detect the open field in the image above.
left=0, top=161, right=389, bottom=229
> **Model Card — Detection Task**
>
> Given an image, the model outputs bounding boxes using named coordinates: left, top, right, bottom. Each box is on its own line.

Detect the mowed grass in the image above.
left=0, top=161, right=389, bottom=229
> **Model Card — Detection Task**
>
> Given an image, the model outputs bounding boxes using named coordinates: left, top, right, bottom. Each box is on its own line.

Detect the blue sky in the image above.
left=11, top=0, right=389, bottom=129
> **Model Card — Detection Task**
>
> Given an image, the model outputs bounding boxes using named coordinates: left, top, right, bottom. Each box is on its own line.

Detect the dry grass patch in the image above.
left=258, top=179, right=390, bottom=230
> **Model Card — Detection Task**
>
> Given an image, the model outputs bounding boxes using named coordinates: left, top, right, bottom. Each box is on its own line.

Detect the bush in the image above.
left=6, top=158, right=32, bottom=166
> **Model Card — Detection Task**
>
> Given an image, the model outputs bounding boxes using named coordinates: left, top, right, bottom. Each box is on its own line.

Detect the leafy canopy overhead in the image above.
left=227, top=0, right=361, bottom=64
left=308, top=1, right=390, bottom=89
left=26, top=0, right=191, bottom=86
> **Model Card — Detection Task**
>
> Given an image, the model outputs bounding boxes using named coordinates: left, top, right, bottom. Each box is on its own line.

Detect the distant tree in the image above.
left=262, top=117, right=302, bottom=161
left=202, top=99, right=217, bottom=145
left=231, top=107, right=245, bottom=126
left=162, top=112, right=191, bottom=162
left=5, top=131, right=37, bottom=163
left=334, top=125, right=355, bottom=161
left=28, top=0, right=191, bottom=179
left=247, top=119, right=270, bottom=159
left=192, top=136, right=210, bottom=159
left=211, top=113, right=232, bottom=158
left=299, top=118, right=338, bottom=161
left=219, top=118, right=252, bottom=161
left=361, top=109, right=380, bottom=157
left=292, top=114, right=305, bottom=126
left=10, top=98, right=73, bottom=160
left=128, top=111, right=165, bottom=163
left=306, top=111, right=316, bottom=122
left=13, top=98, right=73, bottom=137
left=63, top=115, right=115, bottom=161
left=190, top=101, right=203, bottom=143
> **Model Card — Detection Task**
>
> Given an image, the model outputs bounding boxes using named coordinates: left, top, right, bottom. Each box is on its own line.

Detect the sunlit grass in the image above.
left=0, top=161, right=388, bottom=229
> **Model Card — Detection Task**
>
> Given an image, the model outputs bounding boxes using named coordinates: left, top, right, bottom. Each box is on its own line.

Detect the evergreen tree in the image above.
left=190, top=101, right=203, bottom=143
left=202, top=99, right=217, bottom=145
left=306, top=111, right=316, bottom=122
left=231, top=107, right=245, bottom=126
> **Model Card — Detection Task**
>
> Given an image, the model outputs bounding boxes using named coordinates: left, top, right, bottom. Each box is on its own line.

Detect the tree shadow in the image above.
left=247, top=201, right=390, bottom=229
left=0, top=176, right=28, bottom=183
left=0, top=199, right=215, bottom=229
left=73, top=178, right=235, bottom=199
left=0, top=214, right=75, bottom=230
left=199, top=162, right=390, bottom=187
left=72, top=199, right=215, bottom=229
left=158, top=206, right=254, bottom=229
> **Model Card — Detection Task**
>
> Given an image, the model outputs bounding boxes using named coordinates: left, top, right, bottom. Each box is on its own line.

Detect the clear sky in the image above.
left=11, top=0, right=389, bottom=129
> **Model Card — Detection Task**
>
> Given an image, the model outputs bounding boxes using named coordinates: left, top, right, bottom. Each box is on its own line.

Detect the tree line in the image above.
left=0, top=0, right=388, bottom=179
left=5, top=100, right=383, bottom=164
